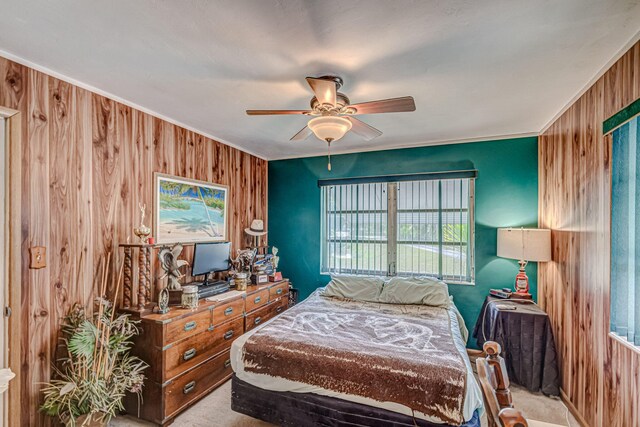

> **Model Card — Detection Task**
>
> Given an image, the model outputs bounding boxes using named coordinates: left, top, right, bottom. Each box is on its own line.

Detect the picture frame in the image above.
left=154, top=173, right=229, bottom=243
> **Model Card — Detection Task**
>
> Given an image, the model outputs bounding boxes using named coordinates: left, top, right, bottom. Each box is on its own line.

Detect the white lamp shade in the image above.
left=497, top=228, right=551, bottom=262
left=308, top=116, right=352, bottom=142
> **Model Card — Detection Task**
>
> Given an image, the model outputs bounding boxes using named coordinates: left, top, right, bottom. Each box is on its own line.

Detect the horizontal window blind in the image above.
left=611, top=113, right=640, bottom=346
left=320, top=175, right=474, bottom=283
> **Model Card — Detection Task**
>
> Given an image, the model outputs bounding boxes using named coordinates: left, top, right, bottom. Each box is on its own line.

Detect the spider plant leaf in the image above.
left=67, top=320, right=97, bottom=360
left=59, top=382, right=76, bottom=397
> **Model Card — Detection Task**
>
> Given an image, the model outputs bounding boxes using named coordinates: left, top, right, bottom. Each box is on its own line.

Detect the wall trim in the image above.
left=540, top=29, right=640, bottom=134
left=0, top=50, right=267, bottom=161
left=4, top=28, right=638, bottom=162
left=0, top=50, right=541, bottom=162
left=609, top=332, right=640, bottom=355
left=0, top=106, right=22, bottom=427
left=270, top=132, right=538, bottom=161
left=560, top=389, right=589, bottom=427
left=0, top=49, right=539, bottom=162
left=603, top=97, right=640, bottom=135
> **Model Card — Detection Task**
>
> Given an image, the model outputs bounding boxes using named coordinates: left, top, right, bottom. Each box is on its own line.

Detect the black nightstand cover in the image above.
left=472, top=296, right=560, bottom=396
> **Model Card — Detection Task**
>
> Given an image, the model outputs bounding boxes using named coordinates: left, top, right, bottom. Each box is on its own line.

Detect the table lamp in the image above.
left=497, top=228, right=551, bottom=299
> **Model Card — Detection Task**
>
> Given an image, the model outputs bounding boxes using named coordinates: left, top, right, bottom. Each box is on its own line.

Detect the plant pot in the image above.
left=70, top=413, right=108, bottom=427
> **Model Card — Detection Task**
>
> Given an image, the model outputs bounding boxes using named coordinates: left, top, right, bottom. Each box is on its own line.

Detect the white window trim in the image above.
left=609, top=332, right=640, bottom=355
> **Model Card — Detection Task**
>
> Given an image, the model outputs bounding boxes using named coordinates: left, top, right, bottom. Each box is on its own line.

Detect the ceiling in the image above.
left=1, top=1, right=639, bottom=160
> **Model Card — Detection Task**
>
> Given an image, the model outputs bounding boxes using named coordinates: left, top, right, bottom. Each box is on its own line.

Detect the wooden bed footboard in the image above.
left=476, top=341, right=529, bottom=427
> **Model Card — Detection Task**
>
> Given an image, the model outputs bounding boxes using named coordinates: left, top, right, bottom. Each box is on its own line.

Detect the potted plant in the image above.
left=40, top=298, right=148, bottom=426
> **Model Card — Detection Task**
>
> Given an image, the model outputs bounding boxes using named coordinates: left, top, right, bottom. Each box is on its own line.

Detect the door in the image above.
left=0, top=108, right=20, bottom=427
left=0, top=117, right=13, bottom=427
left=0, top=117, right=5, bottom=426
left=0, top=117, right=4, bottom=426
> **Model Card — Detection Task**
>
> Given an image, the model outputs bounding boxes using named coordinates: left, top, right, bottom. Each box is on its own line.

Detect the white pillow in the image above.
left=379, top=276, right=450, bottom=307
left=322, top=274, right=385, bottom=302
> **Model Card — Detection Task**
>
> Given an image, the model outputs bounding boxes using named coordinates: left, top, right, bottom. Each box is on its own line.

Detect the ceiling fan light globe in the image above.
left=308, top=116, right=352, bottom=143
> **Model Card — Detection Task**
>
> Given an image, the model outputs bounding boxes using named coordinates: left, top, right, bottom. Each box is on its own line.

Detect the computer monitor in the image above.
left=192, top=242, right=231, bottom=279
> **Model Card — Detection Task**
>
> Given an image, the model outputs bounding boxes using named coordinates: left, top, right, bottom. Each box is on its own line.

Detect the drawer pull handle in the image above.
left=183, top=348, right=197, bottom=361
left=224, top=330, right=234, bottom=340
left=276, top=306, right=283, bottom=314
left=224, top=307, right=234, bottom=316
left=276, top=288, right=283, bottom=295
left=183, top=381, right=196, bottom=395
left=184, top=321, right=197, bottom=332
left=224, top=359, right=231, bottom=368
left=254, top=317, right=262, bottom=325
left=254, top=296, right=262, bottom=304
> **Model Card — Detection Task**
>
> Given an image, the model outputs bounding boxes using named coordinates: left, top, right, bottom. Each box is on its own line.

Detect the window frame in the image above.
left=607, top=101, right=640, bottom=348
left=319, top=175, right=476, bottom=285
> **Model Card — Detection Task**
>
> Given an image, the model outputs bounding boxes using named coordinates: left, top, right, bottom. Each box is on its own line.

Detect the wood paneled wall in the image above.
left=0, top=56, right=268, bottom=426
left=539, top=42, right=640, bottom=426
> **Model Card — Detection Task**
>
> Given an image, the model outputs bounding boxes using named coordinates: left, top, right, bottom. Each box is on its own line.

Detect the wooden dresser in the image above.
left=123, top=280, right=290, bottom=425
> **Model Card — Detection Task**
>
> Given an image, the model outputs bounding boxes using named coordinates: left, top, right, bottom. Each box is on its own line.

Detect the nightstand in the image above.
left=472, top=296, right=560, bottom=396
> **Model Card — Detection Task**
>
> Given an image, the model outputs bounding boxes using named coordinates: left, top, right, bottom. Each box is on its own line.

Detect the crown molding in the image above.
left=268, top=132, right=539, bottom=161
left=539, top=29, right=640, bottom=134
left=0, top=49, right=267, bottom=161
left=4, top=26, right=638, bottom=162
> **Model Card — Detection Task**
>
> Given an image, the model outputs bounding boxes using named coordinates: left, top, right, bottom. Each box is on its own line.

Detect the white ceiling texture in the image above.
left=1, top=1, right=639, bottom=159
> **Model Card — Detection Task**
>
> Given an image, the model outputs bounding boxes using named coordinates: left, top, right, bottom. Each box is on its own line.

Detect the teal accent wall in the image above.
left=268, top=137, right=538, bottom=346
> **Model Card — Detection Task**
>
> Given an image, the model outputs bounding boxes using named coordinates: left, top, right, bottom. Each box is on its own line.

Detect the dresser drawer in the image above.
left=269, top=282, right=289, bottom=300
left=245, top=304, right=270, bottom=331
left=165, top=349, right=233, bottom=418
left=272, top=296, right=288, bottom=316
left=245, top=298, right=288, bottom=332
left=165, top=310, right=211, bottom=345
left=212, top=297, right=244, bottom=326
left=164, top=317, right=243, bottom=380
left=245, top=289, right=269, bottom=312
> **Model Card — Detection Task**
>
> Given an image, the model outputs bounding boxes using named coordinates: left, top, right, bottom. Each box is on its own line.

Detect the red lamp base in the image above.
left=512, top=260, right=532, bottom=299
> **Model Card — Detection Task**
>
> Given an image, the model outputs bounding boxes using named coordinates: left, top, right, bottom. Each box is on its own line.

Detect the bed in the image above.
left=230, top=284, right=483, bottom=427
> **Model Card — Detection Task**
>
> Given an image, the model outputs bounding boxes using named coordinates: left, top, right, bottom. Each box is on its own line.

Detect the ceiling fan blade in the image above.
left=246, top=109, right=312, bottom=115
left=306, top=77, right=337, bottom=107
left=290, top=125, right=313, bottom=142
left=348, top=96, right=416, bottom=115
left=345, top=117, right=382, bottom=141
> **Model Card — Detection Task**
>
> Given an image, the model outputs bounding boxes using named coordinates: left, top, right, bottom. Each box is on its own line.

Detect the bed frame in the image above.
left=231, top=375, right=481, bottom=427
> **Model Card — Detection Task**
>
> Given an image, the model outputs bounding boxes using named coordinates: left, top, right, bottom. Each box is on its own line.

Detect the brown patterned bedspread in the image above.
left=240, top=292, right=468, bottom=425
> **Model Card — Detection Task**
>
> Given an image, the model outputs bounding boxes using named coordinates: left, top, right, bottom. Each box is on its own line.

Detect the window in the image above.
left=611, top=112, right=640, bottom=346
left=320, top=173, right=475, bottom=283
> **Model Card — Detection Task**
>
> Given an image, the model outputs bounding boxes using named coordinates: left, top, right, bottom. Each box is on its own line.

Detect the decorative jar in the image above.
left=234, top=272, right=249, bottom=291
left=181, top=285, right=199, bottom=309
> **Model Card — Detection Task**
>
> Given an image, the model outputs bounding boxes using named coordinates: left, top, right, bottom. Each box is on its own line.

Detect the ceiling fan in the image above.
left=246, top=76, right=416, bottom=170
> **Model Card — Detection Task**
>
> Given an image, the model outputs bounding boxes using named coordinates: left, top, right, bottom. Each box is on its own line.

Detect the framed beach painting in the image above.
left=154, top=173, right=228, bottom=243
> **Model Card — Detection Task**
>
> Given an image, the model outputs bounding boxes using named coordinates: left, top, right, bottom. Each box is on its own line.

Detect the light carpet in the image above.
left=111, top=379, right=579, bottom=427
